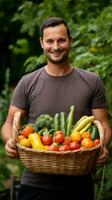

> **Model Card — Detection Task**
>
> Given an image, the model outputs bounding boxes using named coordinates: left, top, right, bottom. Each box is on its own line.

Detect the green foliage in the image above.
left=0, top=0, right=24, bottom=83
left=0, top=68, right=12, bottom=132
left=11, top=0, right=112, bottom=37
left=0, top=145, right=24, bottom=191
left=24, top=54, right=46, bottom=72
left=12, top=1, right=39, bottom=36
left=93, top=140, right=112, bottom=200
left=0, top=68, right=24, bottom=190
left=9, top=38, right=29, bottom=55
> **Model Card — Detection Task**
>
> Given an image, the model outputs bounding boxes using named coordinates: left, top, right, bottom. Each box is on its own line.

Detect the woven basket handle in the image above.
left=12, top=111, right=21, bottom=143
left=93, top=120, right=105, bottom=152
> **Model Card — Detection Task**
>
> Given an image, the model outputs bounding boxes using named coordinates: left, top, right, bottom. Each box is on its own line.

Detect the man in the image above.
left=1, top=17, right=112, bottom=200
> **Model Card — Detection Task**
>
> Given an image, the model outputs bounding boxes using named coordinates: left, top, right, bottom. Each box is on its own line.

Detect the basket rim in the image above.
left=16, top=142, right=101, bottom=155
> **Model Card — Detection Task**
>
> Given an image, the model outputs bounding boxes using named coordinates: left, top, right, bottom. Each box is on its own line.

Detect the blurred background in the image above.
left=0, top=0, right=112, bottom=199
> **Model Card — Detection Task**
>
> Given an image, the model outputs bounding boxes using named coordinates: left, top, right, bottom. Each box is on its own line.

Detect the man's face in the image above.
left=40, top=24, right=71, bottom=64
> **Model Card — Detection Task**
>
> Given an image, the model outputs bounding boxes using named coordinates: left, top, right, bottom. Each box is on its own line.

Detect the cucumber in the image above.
left=60, top=112, right=67, bottom=135
left=87, top=124, right=93, bottom=133
left=91, top=124, right=100, bottom=140
left=54, top=113, right=60, bottom=132
left=66, top=105, right=75, bottom=136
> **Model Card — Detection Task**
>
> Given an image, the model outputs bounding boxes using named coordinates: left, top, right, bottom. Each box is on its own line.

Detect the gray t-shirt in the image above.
left=11, top=67, right=106, bottom=123
left=11, top=67, right=107, bottom=189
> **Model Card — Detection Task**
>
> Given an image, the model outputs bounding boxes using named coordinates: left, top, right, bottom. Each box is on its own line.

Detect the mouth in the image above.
left=53, top=53, right=61, bottom=57
left=51, top=50, right=63, bottom=56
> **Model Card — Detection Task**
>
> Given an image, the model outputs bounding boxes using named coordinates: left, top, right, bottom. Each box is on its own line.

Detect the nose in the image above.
left=53, top=42, right=60, bottom=51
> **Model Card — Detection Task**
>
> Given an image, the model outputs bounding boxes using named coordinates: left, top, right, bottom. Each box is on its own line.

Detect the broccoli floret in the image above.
left=35, top=114, right=45, bottom=122
left=44, top=114, right=51, bottom=120
left=45, top=117, right=54, bottom=128
left=35, top=114, right=54, bottom=130
left=45, top=120, right=51, bottom=127
left=35, top=119, right=46, bottom=129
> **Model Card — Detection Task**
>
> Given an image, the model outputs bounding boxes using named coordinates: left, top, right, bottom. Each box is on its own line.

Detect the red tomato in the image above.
left=47, top=144, right=59, bottom=151
left=59, top=144, right=70, bottom=151
left=93, top=139, right=100, bottom=146
left=53, top=131, right=65, bottom=144
left=69, top=141, right=80, bottom=150
left=54, top=130, right=64, bottom=136
left=63, top=136, right=71, bottom=145
left=41, top=134, right=53, bottom=146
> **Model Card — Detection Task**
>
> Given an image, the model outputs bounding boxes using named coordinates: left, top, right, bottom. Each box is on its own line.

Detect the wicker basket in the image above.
left=13, top=112, right=104, bottom=176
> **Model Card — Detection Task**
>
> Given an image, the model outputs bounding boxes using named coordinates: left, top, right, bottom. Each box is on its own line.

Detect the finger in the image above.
left=6, top=138, right=15, bottom=149
left=96, top=152, right=109, bottom=165
left=5, top=140, right=18, bottom=159
left=99, top=147, right=109, bottom=159
left=96, top=147, right=109, bottom=165
left=5, top=143, right=16, bottom=154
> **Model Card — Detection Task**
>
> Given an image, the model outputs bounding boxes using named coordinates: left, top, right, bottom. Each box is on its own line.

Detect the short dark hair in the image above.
left=40, top=17, right=71, bottom=39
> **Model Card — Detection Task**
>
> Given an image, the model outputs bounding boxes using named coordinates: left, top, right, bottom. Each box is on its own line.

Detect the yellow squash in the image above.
left=28, top=132, right=47, bottom=150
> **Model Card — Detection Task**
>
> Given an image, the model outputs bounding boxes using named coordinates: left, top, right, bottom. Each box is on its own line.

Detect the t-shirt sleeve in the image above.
left=91, top=76, right=107, bottom=108
left=11, top=76, right=28, bottom=110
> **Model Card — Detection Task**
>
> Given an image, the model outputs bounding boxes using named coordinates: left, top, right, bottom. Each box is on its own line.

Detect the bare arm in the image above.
left=1, top=105, right=26, bottom=158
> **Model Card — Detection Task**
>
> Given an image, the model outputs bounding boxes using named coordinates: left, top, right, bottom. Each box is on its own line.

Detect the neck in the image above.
left=45, top=62, right=73, bottom=76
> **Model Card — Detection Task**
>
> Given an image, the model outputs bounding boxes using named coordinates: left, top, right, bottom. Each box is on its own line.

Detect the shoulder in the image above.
left=73, top=67, right=104, bottom=91
left=74, top=67, right=102, bottom=84
left=75, top=67, right=98, bottom=80
left=17, top=67, right=44, bottom=87
left=14, top=67, right=45, bottom=92
left=22, top=67, right=44, bottom=81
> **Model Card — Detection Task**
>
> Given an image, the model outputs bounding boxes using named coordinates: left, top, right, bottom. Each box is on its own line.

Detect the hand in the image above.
left=96, top=146, right=109, bottom=166
left=5, top=138, right=18, bottom=159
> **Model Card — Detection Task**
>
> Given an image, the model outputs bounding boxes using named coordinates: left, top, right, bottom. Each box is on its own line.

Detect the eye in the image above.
left=46, top=39, right=53, bottom=44
left=59, top=38, right=66, bottom=43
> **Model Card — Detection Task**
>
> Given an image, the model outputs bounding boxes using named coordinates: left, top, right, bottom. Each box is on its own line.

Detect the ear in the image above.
left=40, top=37, right=43, bottom=48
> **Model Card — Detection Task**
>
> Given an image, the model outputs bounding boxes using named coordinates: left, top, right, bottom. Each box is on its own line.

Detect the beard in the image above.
left=45, top=50, right=70, bottom=64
